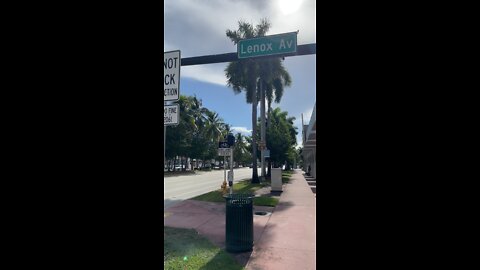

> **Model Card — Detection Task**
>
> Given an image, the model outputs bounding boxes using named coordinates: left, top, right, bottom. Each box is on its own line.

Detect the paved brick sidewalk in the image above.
left=245, top=169, right=316, bottom=270
left=164, top=200, right=273, bottom=249
left=164, top=169, right=316, bottom=269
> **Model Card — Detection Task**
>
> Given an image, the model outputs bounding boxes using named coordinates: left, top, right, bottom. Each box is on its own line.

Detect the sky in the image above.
left=164, top=0, right=316, bottom=147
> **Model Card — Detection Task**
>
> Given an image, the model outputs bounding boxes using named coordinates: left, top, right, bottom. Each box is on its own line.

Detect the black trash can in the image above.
left=224, top=193, right=254, bottom=252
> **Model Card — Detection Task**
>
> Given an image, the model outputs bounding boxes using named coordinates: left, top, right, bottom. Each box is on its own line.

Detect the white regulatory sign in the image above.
left=164, top=104, right=179, bottom=126
left=218, top=148, right=232, bottom=156
left=164, top=50, right=180, bottom=101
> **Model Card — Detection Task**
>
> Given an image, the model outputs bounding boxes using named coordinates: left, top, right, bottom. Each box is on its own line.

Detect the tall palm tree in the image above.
left=262, top=61, right=292, bottom=128
left=204, top=110, right=225, bottom=143
left=225, top=18, right=271, bottom=183
left=189, top=95, right=208, bottom=131
left=203, top=110, right=226, bottom=168
left=170, top=95, right=199, bottom=171
left=233, top=133, right=248, bottom=167
left=226, top=18, right=293, bottom=182
left=222, top=123, right=232, bottom=139
left=258, top=58, right=292, bottom=177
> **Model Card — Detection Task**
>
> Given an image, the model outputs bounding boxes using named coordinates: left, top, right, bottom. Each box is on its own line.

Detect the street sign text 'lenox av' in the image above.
left=238, top=32, right=297, bottom=59
left=164, top=50, right=180, bottom=101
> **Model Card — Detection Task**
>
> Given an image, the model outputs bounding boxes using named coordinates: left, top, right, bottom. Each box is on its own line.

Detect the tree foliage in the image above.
left=266, top=107, right=298, bottom=168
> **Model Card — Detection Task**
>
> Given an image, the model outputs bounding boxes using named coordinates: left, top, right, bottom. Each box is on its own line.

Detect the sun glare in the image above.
left=279, top=0, right=303, bottom=15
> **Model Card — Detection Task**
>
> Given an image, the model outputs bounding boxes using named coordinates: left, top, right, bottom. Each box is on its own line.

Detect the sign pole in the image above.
left=260, top=79, right=266, bottom=181
left=229, top=145, right=233, bottom=194
left=164, top=50, right=181, bottom=170
left=224, top=155, right=226, bottom=187
left=164, top=101, right=167, bottom=171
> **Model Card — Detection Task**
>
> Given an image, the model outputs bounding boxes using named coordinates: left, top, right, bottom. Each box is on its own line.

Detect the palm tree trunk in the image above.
left=260, top=80, right=266, bottom=181
left=267, top=159, right=271, bottom=178
left=267, top=101, right=272, bottom=132
left=251, top=89, right=259, bottom=183
left=266, top=101, right=272, bottom=178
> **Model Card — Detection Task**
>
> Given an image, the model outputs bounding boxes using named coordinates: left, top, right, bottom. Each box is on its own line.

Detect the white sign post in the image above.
left=229, top=146, right=234, bottom=194
left=164, top=50, right=180, bottom=102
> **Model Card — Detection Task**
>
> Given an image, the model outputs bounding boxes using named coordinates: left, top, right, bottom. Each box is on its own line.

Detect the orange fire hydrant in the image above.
left=221, top=179, right=228, bottom=195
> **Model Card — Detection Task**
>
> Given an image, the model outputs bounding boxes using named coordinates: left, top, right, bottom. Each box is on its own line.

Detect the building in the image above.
left=302, top=102, right=316, bottom=178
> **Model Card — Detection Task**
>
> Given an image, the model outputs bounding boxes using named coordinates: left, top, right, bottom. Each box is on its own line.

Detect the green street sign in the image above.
left=238, top=32, right=297, bottom=59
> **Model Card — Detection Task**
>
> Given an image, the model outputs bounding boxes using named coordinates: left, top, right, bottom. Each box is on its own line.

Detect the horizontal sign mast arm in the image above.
left=180, top=43, right=316, bottom=66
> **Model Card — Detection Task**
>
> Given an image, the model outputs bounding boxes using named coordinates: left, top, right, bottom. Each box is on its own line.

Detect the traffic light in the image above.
left=227, top=133, right=235, bottom=147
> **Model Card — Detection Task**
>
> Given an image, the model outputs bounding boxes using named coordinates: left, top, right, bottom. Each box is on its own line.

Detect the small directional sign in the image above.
left=219, top=141, right=230, bottom=148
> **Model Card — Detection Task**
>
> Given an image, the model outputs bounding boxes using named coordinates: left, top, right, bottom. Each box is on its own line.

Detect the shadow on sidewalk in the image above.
left=227, top=223, right=279, bottom=268
left=200, top=250, right=251, bottom=270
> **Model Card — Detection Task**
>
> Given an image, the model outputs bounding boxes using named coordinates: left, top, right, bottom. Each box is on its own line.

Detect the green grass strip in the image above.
left=164, top=227, right=243, bottom=270
left=192, top=180, right=278, bottom=207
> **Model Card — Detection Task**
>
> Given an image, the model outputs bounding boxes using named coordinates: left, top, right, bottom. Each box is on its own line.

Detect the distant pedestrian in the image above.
left=307, top=165, right=311, bottom=176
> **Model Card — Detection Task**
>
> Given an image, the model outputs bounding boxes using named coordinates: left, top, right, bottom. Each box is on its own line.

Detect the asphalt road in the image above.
left=164, top=167, right=260, bottom=209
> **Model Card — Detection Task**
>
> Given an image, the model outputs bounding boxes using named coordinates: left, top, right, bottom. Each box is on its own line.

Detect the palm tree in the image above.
left=168, top=95, right=199, bottom=171
left=222, top=123, right=232, bottom=139
left=203, top=110, right=226, bottom=168
left=258, top=59, right=292, bottom=177
left=225, top=18, right=271, bottom=183
left=226, top=18, right=292, bottom=183
left=233, top=133, right=248, bottom=167
left=262, top=60, right=292, bottom=128
left=204, top=110, right=225, bottom=143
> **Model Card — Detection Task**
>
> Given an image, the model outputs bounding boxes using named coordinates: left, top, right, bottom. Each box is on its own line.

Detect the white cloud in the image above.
left=165, top=0, right=316, bottom=90
left=165, top=0, right=316, bottom=57
left=181, top=64, right=229, bottom=86
left=231, top=126, right=252, bottom=136
left=165, top=0, right=317, bottom=148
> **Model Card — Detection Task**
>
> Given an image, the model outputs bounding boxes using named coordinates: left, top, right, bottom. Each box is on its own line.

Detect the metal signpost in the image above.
left=218, top=141, right=231, bottom=194
left=164, top=50, right=181, bottom=170
left=238, top=32, right=297, bottom=59
left=229, top=146, right=233, bottom=194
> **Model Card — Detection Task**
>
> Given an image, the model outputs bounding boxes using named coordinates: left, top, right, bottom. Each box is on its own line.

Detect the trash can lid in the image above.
left=223, top=193, right=254, bottom=198
left=223, top=193, right=255, bottom=199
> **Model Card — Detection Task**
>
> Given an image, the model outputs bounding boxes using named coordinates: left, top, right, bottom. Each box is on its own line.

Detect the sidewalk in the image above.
left=245, top=169, right=316, bottom=270
left=163, top=169, right=316, bottom=269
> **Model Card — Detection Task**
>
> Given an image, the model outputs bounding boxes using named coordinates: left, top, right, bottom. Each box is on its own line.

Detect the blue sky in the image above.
left=164, top=0, right=316, bottom=146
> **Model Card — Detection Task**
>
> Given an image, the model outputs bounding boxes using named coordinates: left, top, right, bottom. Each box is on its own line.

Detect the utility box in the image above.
left=271, top=168, right=283, bottom=192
